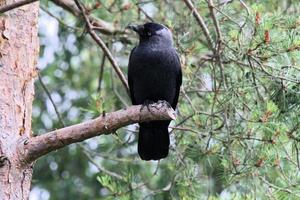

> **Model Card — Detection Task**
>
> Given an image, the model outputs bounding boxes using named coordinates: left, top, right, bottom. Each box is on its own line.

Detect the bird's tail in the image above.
left=138, top=121, right=170, bottom=161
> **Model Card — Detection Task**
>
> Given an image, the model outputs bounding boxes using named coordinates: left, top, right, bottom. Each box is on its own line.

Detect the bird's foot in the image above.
left=140, top=100, right=172, bottom=113
left=140, top=100, right=155, bottom=113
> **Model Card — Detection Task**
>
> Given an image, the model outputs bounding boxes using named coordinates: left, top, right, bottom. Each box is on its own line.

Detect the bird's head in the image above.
left=127, top=22, right=173, bottom=46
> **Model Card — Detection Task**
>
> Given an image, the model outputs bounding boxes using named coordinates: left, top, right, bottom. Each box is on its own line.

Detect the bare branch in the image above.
left=211, top=5, right=240, bottom=27
left=207, top=0, right=222, bottom=41
left=80, top=145, right=126, bottom=181
left=73, top=0, right=129, bottom=94
left=97, top=53, right=106, bottom=92
left=38, top=73, right=65, bottom=127
left=40, top=5, right=82, bottom=32
left=137, top=5, right=154, bottom=22
left=0, top=0, right=38, bottom=13
left=22, top=101, right=176, bottom=163
left=50, top=0, right=124, bottom=35
left=182, top=0, right=214, bottom=49
left=206, top=0, right=227, bottom=89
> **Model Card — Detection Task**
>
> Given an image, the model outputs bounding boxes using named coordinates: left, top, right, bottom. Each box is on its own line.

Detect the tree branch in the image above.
left=73, top=0, right=129, bottom=94
left=182, top=0, right=214, bottom=50
left=207, top=0, right=222, bottom=41
left=38, top=73, right=65, bottom=127
left=22, top=101, right=176, bottom=163
left=50, top=0, right=124, bottom=35
left=0, top=0, right=38, bottom=13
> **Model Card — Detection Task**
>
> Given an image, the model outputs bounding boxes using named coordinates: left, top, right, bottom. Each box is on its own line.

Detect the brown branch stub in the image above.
left=22, top=101, right=176, bottom=163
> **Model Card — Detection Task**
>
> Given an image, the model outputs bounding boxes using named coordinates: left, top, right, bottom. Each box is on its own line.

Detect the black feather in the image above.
left=128, top=22, right=182, bottom=160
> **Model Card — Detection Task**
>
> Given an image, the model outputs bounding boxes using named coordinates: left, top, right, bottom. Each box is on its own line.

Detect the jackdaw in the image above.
left=127, top=22, right=182, bottom=160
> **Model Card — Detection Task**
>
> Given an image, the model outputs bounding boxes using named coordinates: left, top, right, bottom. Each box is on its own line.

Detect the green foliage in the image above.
left=32, top=0, right=300, bottom=199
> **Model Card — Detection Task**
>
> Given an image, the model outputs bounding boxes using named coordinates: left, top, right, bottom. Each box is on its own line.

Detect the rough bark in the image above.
left=0, top=1, right=39, bottom=199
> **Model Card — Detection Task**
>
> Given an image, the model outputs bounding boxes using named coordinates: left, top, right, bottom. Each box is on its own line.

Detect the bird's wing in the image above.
left=171, top=51, right=182, bottom=109
left=128, top=47, right=137, bottom=105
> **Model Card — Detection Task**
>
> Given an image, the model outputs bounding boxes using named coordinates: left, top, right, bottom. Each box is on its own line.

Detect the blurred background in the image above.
left=31, top=0, right=300, bottom=199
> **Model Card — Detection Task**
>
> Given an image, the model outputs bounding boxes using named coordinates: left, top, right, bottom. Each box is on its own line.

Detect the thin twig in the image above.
left=81, top=146, right=125, bottom=181
left=207, top=0, right=222, bottom=41
left=97, top=53, right=106, bottom=92
left=40, top=5, right=82, bottom=32
left=294, top=142, right=300, bottom=171
left=250, top=56, right=300, bottom=84
left=182, top=0, right=214, bottom=50
left=212, top=5, right=240, bottom=27
left=50, top=0, right=125, bottom=35
left=207, top=0, right=228, bottom=89
left=73, top=0, right=129, bottom=94
left=258, top=176, right=294, bottom=195
left=137, top=5, right=154, bottom=22
left=38, top=73, right=65, bottom=127
left=239, top=0, right=250, bottom=29
left=247, top=56, right=264, bottom=102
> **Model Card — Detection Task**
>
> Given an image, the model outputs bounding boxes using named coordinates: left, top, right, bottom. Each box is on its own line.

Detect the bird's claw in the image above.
left=140, top=100, right=172, bottom=113
left=140, top=100, right=155, bottom=113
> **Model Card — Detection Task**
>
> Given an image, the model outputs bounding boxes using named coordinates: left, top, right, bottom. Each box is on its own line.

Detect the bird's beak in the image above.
left=126, top=24, right=144, bottom=33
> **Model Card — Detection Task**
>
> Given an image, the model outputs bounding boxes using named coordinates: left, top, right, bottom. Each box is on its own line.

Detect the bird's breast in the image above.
left=129, top=48, right=178, bottom=104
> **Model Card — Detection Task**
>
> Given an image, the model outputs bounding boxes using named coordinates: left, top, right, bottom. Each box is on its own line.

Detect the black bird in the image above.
left=127, top=22, right=182, bottom=160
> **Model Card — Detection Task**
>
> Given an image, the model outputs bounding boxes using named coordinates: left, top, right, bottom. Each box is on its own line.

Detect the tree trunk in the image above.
left=0, top=1, right=39, bottom=199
